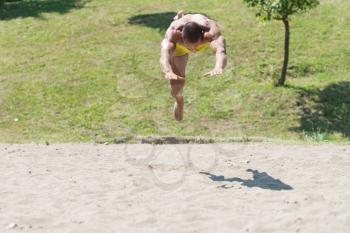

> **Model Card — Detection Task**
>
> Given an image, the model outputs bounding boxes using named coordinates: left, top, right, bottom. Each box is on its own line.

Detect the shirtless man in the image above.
left=160, top=11, right=227, bottom=121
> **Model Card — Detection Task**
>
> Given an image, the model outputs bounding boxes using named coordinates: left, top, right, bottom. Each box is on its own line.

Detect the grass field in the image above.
left=0, top=0, right=349, bottom=143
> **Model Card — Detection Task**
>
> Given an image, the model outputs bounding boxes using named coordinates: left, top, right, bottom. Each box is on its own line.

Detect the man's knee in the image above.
left=171, top=89, right=183, bottom=100
left=170, top=80, right=185, bottom=101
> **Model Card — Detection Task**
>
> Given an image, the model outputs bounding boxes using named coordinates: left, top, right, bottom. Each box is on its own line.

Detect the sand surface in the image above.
left=0, top=143, right=349, bottom=233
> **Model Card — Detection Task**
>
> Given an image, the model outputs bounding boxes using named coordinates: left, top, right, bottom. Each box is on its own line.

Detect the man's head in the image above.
left=182, top=22, right=204, bottom=50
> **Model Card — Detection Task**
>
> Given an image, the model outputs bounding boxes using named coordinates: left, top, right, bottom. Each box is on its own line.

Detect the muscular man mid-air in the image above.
left=160, top=11, right=227, bottom=121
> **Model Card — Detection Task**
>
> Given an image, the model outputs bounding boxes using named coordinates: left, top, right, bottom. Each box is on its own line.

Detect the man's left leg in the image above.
left=169, top=54, right=188, bottom=121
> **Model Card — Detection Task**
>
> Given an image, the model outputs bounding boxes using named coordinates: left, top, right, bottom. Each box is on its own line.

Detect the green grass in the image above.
left=0, top=0, right=349, bottom=143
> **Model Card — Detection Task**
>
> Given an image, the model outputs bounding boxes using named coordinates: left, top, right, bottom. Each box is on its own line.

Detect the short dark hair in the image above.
left=182, top=22, right=204, bottom=43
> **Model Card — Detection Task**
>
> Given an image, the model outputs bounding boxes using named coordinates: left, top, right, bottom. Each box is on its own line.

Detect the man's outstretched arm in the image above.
left=160, top=39, right=174, bottom=73
left=197, top=17, right=227, bottom=76
left=205, top=35, right=227, bottom=76
left=160, top=29, right=184, bottom=80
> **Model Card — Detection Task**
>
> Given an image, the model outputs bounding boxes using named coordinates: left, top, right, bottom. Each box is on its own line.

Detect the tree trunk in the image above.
left=276, top=19, right=290, bottom=86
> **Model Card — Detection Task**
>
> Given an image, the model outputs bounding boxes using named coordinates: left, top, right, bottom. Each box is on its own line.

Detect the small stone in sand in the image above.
left=245, top=160, right=250, bottom=164
left=6, top=223, right=18, bottom=229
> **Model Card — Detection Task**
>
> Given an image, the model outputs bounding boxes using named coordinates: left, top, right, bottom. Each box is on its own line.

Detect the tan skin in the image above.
left=160, top=13, right=227, bottom=121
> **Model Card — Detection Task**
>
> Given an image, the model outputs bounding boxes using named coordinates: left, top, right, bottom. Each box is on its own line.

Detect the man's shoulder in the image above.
left=182, top=13, right=209, bottom=21
left=167, top=12, right=214, bottom=34
left=173, top=13, right=210, bottom=23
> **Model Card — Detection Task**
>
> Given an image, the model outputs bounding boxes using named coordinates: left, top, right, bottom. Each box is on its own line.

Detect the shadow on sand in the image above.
left=200, top=169, right=293, bottom=191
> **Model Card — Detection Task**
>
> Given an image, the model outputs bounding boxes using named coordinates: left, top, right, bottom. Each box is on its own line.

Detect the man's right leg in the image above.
left=170, top=54, right=188, bottom=121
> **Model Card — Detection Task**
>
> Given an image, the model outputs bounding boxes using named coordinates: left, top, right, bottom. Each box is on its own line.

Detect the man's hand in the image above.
left=165, top=71, right=185, bottom=80
left=204, top=67, right=223, bottom=77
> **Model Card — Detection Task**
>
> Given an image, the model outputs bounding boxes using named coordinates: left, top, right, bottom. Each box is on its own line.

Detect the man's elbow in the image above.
left=161, top=39, right=175, bottom=52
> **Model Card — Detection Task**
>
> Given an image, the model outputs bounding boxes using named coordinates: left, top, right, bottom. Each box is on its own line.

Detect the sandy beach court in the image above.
left=0, top=143, right=349, bottom=233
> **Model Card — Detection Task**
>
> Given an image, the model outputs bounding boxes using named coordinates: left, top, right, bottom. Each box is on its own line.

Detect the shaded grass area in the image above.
left=289, top=82, right=350, bottom=140
left=0, top=0, right=86, bottom=20
left=128, top=11, right=176, bottom=34
left=0, top=0, right=349, bottom=143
